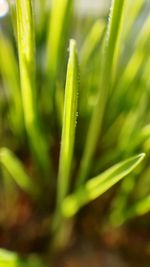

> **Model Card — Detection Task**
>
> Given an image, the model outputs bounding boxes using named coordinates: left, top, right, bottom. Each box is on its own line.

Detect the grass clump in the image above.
left=0, top=0, right=150, bottom=265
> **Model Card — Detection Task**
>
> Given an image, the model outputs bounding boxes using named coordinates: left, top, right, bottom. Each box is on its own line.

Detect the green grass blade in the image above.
left=126, top=194, right=150, bottom=218
left=0, top=32, right=24, bottom=137
left=0, top=249, right=19, bottom=267
left=45, top=0, right=74, bottom=110
left=16, top=0, right=51, bottom=176
left=125, top=0, right=145, bottom=38
left=114, top=194, right=150, bottom=226
left=80, top=19, right=105, bottom=67
left=52, top=40, right=79, bottom=247
left=109, top=174, right=137, bottom=226
left=79, top=20, right=105, bottom=115
left=76, top=0, right=126, bottom=186
left=141, top=51, right=150, bottom=88
left=57, top=39, right=79, bottom=207
left=0, top=148, right=39, bottom=198
left=62, top=153, right=145, bottom=218
left=114, top=15, right=150, bottom=97
left=110, top=164, right=150, bottom=226
left=0, top=249, right=43, bottom=267
left=7, top=0, right=17, bottom=37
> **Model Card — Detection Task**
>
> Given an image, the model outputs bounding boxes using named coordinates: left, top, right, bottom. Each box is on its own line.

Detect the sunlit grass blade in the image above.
left=110, top=163, right=150, bottom=226
left=125, top=194, right=150, bottom=219
left=113, top=15, right=150, bottom=101
left=7, top=0, right=17, bottom=36
left=141, top=53, right=150, bottom=88
left=115, top=194, right=150, bottom=226
left=124, top=0, right=145, bottom=38
left=62, top=153, right=145, bottom=218
left=109, top=174, right=137, bottom=226
left=80, top=19, right=105, bottom=67
left=45, top=0, right=74, bottom=111
left=0, top=249, right=20, bottom=267
left=76, top=0, right=126, bottom=186
left=16, top=0, right=52, bottom=176
left=51, top=39, right=79, bottom=248
left=56, top=39, right=79, bottom=208
left=0, top=249, right=43, bottom=267
left=79, top=19, right=105, bottom=115
left=0, top=148, right=39, bottom=198
left=0, top=31, right=24, bottom=137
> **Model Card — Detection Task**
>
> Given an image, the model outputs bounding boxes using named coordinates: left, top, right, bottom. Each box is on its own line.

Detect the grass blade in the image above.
left=0, top=249, right=43, bottom=267
left=114, top=15, right=150, bottom=99
left=45, top=0, right=74, bottom=111
left=76, top=0, right=126, bottom=186
left=0, top=249, right=19, bottom=267
left=62, top=153, right=145, bottom=218
left=113, top=194, right=150, bottom=226
left=125, top=0, right=145, bottom=38
left=57, top=39, right=79, bottom=207
left=16, top=0, right=51, bottom=176
left=51, top=40, right=79, bottom=249
left=80, top=19, right=105, bottom=67
left=125, top=194, right=150, bottom=218
left=0, top=148, right=39, bottom=198
left=79, top=20, right=105, bottom=115
left=0, top=32, right=24, bottom=137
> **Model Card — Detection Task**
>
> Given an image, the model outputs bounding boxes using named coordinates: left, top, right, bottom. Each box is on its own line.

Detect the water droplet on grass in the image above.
left=0, top=0, right=9, bottom=18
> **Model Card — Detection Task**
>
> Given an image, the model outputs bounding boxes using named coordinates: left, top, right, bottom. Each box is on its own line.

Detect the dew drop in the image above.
left=0, top=0, right=9, bottom=18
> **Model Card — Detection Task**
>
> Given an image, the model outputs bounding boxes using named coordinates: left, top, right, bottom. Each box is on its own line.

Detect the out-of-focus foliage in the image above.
left=0, top=0, right=150, bottom=265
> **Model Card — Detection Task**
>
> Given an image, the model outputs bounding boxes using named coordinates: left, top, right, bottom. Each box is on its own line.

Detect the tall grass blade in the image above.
left=62, top=153, right=145, bottom=218
left=114, top=15, right=150, bottom=99
left=57, top=39, right=79, bottom=207
left=16, top=0, right=51, bottom=176
left=80, top=19, right=105, bottom=67
left=0, top=32, right=24, bottom=137
left=76, top=0, right=126, bottom=186
left=125, top=0, right=145, bottom=38
left=7, top=0, right=17, bottom=36
left=79, top=20, right=105, bottom=115
left=46, top=0, right=74, bottom=111
left=51, top=39, right=79, bottom=249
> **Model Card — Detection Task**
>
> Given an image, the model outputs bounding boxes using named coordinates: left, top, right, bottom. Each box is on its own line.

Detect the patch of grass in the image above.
left=0, top=0, right=150, bottom=265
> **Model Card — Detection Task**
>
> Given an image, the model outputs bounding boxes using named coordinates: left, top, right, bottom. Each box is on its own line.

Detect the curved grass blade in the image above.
left=16, top=0, right=52, bottom=177
left=62, top=153, right=145, bottom=218
left=0, top=148, right=39, bottom=198
left=76, top=0, right=126, bottom=187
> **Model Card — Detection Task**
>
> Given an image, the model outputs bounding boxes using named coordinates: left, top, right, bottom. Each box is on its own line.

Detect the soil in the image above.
left=53, top=221, right=150, bottom=267
left=0, top=190, right=150, bottom=267
left=53, top=198, right=150, bottom=267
